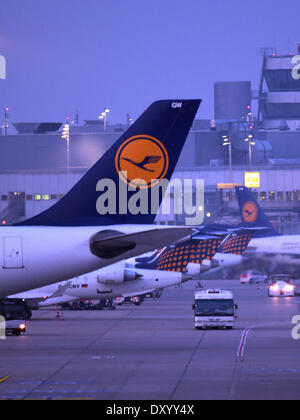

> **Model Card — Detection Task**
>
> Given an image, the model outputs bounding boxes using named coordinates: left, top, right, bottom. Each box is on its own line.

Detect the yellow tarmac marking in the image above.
left=0, top=376, right=10, bottom=384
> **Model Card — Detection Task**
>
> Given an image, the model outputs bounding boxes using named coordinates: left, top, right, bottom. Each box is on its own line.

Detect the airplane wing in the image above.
left=90, top=227, right=192, bottom=260
left=8, top=290, right=49, bottom=300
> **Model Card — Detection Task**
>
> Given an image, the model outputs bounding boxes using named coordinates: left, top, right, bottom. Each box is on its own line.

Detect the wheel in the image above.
left=249, top=279, right=254, bottom=285
left=226, top=327, right=233, bottom=330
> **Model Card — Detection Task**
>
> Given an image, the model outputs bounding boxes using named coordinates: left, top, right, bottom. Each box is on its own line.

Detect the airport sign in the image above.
left=244, top=172, right=261, bottom=188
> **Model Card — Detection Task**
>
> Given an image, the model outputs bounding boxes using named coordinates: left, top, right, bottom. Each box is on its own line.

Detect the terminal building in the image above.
left=1, top=48, right=300, bottom=232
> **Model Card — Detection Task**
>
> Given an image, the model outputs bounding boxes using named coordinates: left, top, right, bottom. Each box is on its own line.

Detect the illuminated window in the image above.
left=34, top=194, right=41, bottom=201
left=42, top=195, right=50, bottom=201
left=260, top=192, right=267, bottom=201
left=269, top=191, right=275, bottom=201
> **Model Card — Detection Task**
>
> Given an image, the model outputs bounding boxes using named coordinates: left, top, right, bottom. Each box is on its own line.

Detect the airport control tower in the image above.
left=258, top=46, right=300, bottom=130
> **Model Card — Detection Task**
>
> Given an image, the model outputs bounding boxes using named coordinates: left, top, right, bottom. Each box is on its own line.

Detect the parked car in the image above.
left=240, top=270, right=268, bottom=285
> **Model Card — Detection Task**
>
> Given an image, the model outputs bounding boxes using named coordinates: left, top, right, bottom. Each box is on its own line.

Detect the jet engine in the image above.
left=97, top=262, right=141, bottom=285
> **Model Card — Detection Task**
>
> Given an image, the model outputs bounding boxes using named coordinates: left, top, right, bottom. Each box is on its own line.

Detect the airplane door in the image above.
left=3, top=237, right=24, bottom=269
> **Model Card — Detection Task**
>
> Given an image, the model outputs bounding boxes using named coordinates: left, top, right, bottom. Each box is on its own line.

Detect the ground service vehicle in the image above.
left=268, top=274, right=296, bottom=297
left=0, top=298, right=31, bottom=320
left=193, top=289, right=237, bottom=330
left=0, top=299, right=28, bottom=336
left=4, top=320, right=26, bottom=336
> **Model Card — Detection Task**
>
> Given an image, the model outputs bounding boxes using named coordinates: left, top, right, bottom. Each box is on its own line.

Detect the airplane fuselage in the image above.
left=0, top=225, right=182, bottom=297
left=10, top=265, right=186, bottom=308
left=245, top=235, right=300, bottom=265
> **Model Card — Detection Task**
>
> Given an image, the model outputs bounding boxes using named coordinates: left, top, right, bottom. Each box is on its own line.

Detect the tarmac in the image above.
left=0, top=280, right=300, bottom=400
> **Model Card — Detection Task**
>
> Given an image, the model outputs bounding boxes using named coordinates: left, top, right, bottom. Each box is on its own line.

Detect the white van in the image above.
left=192, top=289, right=237, bottom=329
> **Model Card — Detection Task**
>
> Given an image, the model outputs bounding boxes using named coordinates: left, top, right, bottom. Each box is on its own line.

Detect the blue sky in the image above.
left=0, top=0, right=299, bottom=124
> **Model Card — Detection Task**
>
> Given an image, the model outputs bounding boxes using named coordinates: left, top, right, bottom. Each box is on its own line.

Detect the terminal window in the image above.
left=225, top=191, right=233, bottom=202
left=294, top=190, right=300, bottom=201
left=277, top=192, right=284, bottom=201
left=269, top=191, right=275, bottom=201
left=286, top=192, right=293, bottom=201
left=1, top=195, right=8, bottom=201
left=8, top=192, right=25, bottom=217
left=260, top=192, right=267, bottom=201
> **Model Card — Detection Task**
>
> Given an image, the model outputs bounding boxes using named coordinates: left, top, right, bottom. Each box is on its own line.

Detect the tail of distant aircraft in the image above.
left=17, top=99, right=200, bottom=226
left=235, top=186, right=280, bottom=237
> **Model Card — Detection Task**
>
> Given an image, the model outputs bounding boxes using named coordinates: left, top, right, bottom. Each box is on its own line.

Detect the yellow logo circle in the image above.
left=242, top=201, right=258, bottom=223
left=115, top=135, right=169, bottom=188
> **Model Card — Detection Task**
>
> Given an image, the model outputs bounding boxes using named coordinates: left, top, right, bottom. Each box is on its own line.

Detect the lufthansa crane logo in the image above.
left=242, top=201, right=258, bottom=223
left=115, top=135, right=169, bottom=188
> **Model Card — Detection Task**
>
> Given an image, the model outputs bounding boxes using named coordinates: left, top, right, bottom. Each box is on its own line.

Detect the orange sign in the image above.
left=115, top=135, right=169, bottom=188
left=242, top=201, right=258, bottom=224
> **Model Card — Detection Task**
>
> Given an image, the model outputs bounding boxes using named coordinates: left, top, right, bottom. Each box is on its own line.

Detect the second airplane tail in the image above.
left=235, top=186, right=280, bottom=237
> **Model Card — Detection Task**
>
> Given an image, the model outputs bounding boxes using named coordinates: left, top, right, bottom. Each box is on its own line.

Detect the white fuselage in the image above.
left=245, top=235, right=300, bottom=265
left=0, top=225, right=179, bottom=297
left=10, top=263, right=186, bottom=308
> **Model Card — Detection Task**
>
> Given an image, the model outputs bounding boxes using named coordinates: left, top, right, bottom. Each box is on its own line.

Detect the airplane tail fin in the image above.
left=235, top=186, right=280, bottom=237
left=17, top=99, right=200, bottom=226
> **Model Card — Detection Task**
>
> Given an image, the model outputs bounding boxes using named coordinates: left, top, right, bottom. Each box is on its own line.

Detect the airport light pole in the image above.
left=3, top=107, right=9, bottom=135
left=222, top=135, right=232, bottom=184
left=98, top=108, right=110, bottom=131
left=61, top=120, right=70, bottom=171
left=245, top=135, right=256, bottom=170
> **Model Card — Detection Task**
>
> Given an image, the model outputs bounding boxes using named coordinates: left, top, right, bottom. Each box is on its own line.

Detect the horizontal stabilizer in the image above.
left=90, top=227, right=192, bottom=260
left=48, top=281, right=72, bottom=299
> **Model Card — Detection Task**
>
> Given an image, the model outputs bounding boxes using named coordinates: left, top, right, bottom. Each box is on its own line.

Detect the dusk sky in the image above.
left=0, top=0, right=299, bottom=125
